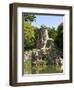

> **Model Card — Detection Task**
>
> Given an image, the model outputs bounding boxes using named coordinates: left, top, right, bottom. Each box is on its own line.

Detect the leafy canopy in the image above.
left=24, top=22, right=36, bottom=50
left=55, top=23, right=63, bottom=50
left=24, top=14, right=36, bottom=23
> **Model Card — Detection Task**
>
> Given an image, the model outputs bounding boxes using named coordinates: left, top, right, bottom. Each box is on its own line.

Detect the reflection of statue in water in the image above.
left=36, top=24, right=54, bottom=49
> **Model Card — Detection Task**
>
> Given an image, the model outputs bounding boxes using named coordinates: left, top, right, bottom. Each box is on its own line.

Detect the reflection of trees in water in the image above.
left=32, top=59, right=46, bottom=74
left=24, top=57, right=63, bottom=74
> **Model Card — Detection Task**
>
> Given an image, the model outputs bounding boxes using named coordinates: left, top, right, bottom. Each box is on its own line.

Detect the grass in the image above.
left=24, top=60, right=63, bottom=74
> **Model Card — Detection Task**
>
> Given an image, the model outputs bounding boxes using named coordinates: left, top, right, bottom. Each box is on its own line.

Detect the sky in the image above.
left=32, top=15, right=63, bottom=29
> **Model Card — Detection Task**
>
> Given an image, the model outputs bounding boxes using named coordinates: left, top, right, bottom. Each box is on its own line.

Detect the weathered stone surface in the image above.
left=36, top=25, right=49, bottom=49
left=24, top=47, right=62, bottom=65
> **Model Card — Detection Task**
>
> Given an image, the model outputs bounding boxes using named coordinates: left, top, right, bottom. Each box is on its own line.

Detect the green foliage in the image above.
left=24, top=14, right=37, bottom=50
left=24, top=14, right=36, bottom=23
left=47, top=23, right=63, bottom=51
left=24, top=60, right=32, bottom=74
left=47, top=27, right=57, bottom=39
left=24, top=22, right=36, bottom=50
left=33, top=27, right=39, bottom=46
left=57, top=23, right=63, bottom=30
left=55, top=23, right=63, bottom=50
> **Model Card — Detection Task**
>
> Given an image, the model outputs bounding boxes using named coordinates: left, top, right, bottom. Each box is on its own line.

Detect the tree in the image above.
left=24, top=14, right=36, bottom=23
left=24, top=22, right=36, bottom=50
left=24, top=14, right=37, bottom=50
left=55, top=23, right=63, bottom=51
left=48, top=27, right=57, bottom=40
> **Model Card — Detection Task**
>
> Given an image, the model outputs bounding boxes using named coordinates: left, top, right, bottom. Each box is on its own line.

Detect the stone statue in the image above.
left=41, top=25, right=49, bottom=49
left=36, top=25, right=49, bottom=49
left=36, top=24, right=54, bottom=49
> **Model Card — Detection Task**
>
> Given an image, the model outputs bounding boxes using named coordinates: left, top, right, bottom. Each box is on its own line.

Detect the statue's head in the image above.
left=41, top=24, right=47, bottom=29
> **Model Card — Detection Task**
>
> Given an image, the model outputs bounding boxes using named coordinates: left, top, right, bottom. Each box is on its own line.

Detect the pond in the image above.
left=24, top=60, right=63, bottom=74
